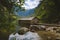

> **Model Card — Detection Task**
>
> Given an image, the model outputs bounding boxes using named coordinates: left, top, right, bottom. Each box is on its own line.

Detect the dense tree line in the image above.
left=35, top=0, right=60, bottom=24
left=0, top=0, right=24, bottom=40
left=0, top=0, right=24, bottom=33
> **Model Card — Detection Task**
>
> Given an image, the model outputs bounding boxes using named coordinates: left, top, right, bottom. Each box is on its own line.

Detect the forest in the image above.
left=0, top=0, right=60, bottom=40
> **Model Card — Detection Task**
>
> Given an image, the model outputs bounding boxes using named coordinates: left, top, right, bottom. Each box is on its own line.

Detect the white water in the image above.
left=9, top=31, right=42, bottom=40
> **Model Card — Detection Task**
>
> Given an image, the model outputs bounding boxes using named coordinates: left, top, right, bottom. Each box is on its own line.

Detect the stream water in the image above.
left=9, top=31, right=42, bottom=40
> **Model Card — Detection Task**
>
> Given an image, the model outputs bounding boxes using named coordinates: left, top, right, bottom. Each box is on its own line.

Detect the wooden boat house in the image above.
left=18, top=17, right=39, bottom=27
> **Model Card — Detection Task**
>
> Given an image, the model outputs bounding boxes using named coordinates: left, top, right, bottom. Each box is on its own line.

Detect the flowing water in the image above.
left=9, top=31, right=42, bottom=40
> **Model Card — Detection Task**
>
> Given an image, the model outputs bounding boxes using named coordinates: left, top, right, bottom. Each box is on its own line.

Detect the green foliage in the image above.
left=35, top=0, right=60, bottom=23
left=0, top=0, right=24, bottom=33
left=0, top=5, right=16, bottom=32
left=0, top=0, right=24, bottom=40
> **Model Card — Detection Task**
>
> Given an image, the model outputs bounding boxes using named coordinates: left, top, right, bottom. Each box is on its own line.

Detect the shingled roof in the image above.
left=18, top=17, right=35, bottom=20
